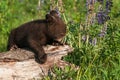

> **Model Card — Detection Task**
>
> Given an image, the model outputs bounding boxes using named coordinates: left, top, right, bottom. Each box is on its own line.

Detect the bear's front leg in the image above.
left=28, top=39, right=47, bottom=64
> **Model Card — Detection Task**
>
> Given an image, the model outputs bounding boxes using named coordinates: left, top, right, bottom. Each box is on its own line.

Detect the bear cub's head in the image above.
left=45, top=10, right=66, bottom=43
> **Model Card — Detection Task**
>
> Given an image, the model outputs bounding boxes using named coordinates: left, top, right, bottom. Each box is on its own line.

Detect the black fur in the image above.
left=7, top=10, right=66, bottom=64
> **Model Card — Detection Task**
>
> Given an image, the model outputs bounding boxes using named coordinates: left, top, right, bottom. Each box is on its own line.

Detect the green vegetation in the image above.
left=0, top=0, right=120, bottom=80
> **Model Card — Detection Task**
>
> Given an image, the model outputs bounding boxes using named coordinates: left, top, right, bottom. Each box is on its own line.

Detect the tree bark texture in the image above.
left=0, top=45, right=74, bottom=80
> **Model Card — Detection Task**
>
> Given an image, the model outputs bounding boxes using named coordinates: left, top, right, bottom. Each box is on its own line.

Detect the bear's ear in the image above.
left=46, top=14, right=57, bottom=23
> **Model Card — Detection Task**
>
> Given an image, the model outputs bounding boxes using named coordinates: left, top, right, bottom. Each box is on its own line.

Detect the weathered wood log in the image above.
left=0, top=45, right=74, bottom=80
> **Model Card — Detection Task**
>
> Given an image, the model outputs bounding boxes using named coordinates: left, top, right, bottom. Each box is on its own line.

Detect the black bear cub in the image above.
left=7, top=10, right=66, bottom=64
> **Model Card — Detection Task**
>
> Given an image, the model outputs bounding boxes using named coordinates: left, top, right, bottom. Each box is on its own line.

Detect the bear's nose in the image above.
left=60, top=33, right=65, bottom=36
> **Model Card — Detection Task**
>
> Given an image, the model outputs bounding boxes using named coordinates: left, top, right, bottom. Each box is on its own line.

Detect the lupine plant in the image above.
left=82, top=0, right=113, bottom=45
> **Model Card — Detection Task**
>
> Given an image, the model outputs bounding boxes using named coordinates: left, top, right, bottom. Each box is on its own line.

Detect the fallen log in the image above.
left=0, top=45, right=74, bottom=80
